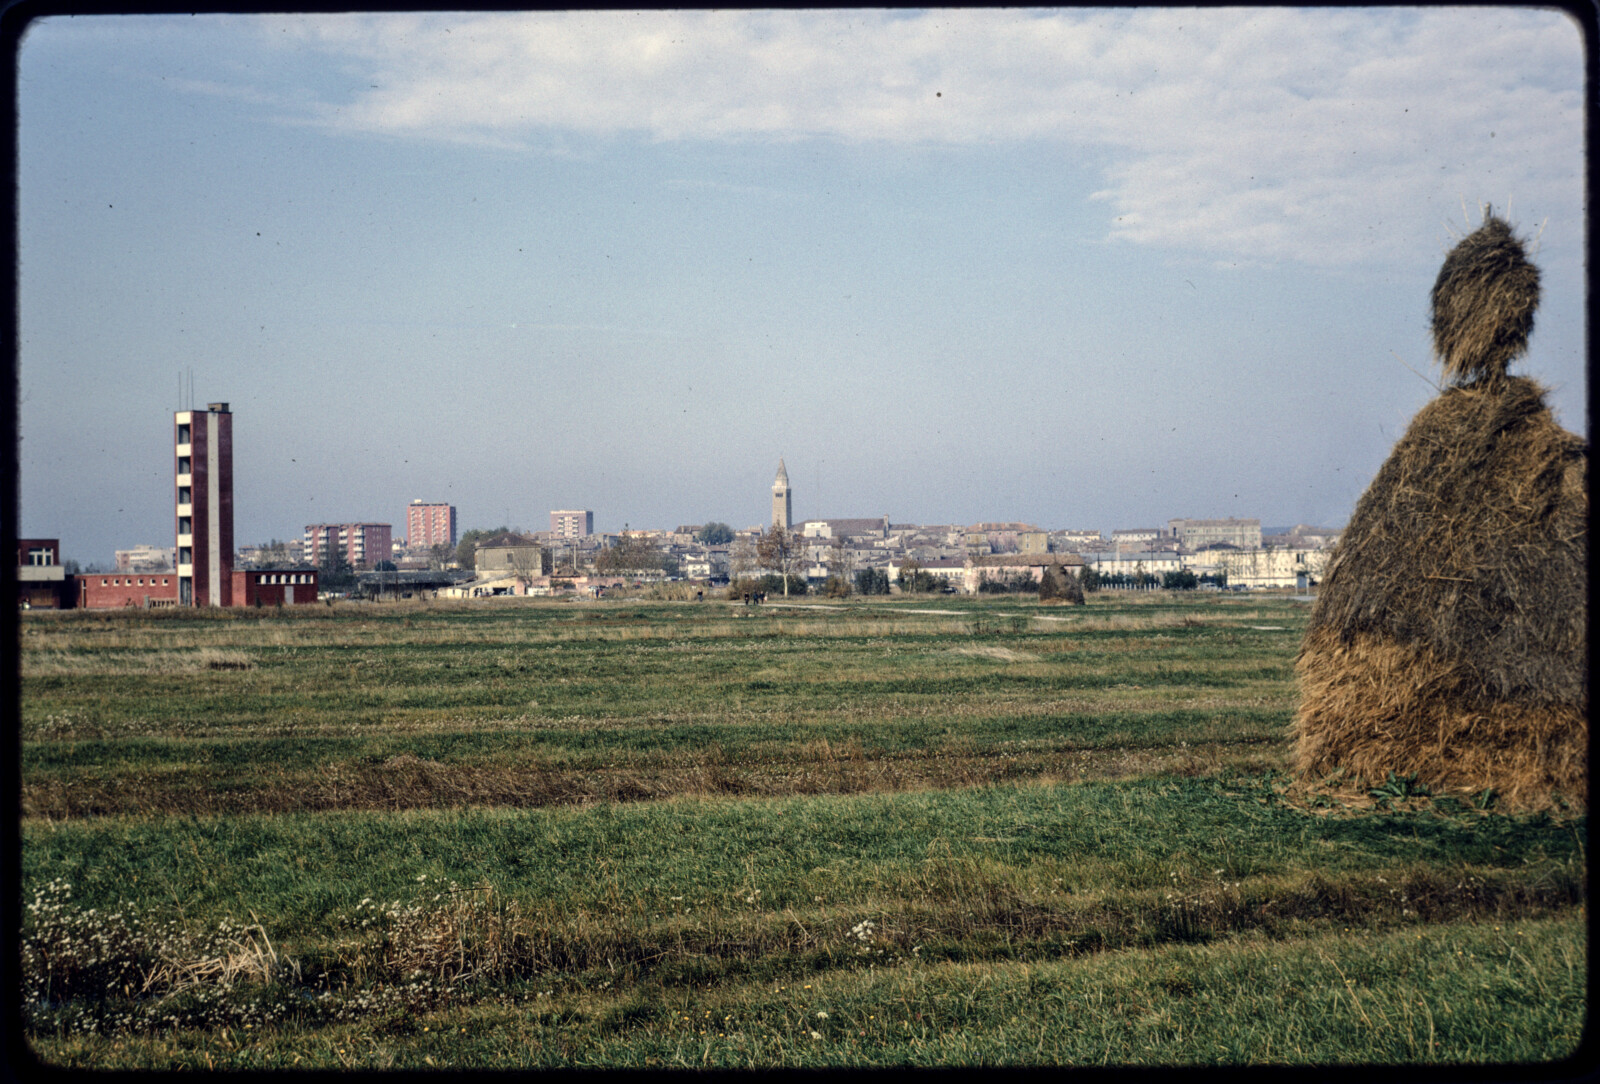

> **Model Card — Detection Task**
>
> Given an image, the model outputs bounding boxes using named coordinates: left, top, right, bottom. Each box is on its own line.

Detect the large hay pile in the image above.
left=1293, top=211, right=1587, bottom=811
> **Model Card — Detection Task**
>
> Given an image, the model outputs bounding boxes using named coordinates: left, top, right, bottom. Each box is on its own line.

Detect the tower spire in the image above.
left=771, top=458, right=792, bottom=530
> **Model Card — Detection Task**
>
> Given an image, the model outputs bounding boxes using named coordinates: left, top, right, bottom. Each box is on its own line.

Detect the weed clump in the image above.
left=21, top=879, right=295, bottom=1036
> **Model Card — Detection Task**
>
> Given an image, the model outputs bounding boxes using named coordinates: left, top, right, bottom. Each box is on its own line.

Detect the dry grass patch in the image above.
left=23, top=647, right=255, bottom=677
left=948, top=646, right=1042, bottom=664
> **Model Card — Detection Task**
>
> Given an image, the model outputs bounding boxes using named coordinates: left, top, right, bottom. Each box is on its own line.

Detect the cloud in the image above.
left=250, top=8, right=1580, bottom=268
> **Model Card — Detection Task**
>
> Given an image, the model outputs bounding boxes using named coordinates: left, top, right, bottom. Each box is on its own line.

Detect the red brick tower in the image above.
left=175, top=402, right=233, bottom=606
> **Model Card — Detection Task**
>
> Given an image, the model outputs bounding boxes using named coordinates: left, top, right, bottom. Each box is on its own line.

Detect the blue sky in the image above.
left=15, top=9, right=1586, bottom=565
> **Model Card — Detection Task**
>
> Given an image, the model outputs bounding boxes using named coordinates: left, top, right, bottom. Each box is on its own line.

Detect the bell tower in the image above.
left=771, top=459, right=792, bottom=530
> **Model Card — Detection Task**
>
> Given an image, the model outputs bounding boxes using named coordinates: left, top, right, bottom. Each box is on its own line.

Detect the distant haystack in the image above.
left=1038, top=565, right=1084, bottom=605
left=1293, top=210, right=1587, bottom=811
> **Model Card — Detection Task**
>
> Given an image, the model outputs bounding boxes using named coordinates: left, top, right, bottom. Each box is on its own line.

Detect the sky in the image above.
left=14, top=8, right=1587, bottom=566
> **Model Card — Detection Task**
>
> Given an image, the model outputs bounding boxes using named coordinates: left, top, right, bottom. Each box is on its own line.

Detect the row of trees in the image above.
left=1092, top=569, right=1228, bottom=590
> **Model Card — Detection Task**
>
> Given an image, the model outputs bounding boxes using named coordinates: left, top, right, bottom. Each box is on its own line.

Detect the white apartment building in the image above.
left=115, top=544, right=175, bottom=571
left=1182, top=546, right=1328, bottom=589
left=1082, top=550, right=1183, bottom=577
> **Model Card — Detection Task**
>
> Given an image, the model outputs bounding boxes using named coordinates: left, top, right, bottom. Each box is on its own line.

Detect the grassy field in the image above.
left=16, top=591, right=1587, bottom=1067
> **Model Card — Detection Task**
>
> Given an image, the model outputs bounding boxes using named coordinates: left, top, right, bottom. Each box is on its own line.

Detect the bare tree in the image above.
left=825, top=537, right=856, bottom=596
left=507, top=545, right=546, bottom=594
left=756, top=524, right=806, bottom=597
left=728, top=537, right=757, bottom=586
left=595, top=531, right=662, bottom=576
left=427, top=542, right=455, bottom=571
left=250, top=539, right=294, bottom=568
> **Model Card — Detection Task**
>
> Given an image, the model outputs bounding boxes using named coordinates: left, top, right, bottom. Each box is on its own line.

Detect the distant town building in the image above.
left=886, top=556, right=966, bottom=591
left=116, top=544, right=175, bottom=572
left=77, top=570, right=180, bottom=610
left=1110, top=528, right=1163, bottom=553
left=18, top=539, right=61, bottom=567
left=1261, top=524, right=1342, bottom=550
left=176, top=402, right=234, bottom=606
left=304, top=522, right=393, bottom=570
left=1082, top=550, right=1183, bottom=578
left=475, top=534, right=549, bottom=575
left=232, top=568, right=320, bottom=606
left=1168, top=517, right=1262, bottom=551
left=1051, top=530, right=1105, bottom=552
left=75, top=566, right=318, bottom=610
left=550, top=510, right=594, bottom=538
left=962, top=523, right=1041, bottom=555
left=964, top=552, right=1084, bottom=594
left=17, top=538, right=69, bottom=609
left=1184, top=546, right=1328, bottom=589
left=968, top=522, right=1040, bottom=534
left=799, top=517, right=890, bottom=540
left=772, top=460, right=792, bottom=531
left=406, top=501, right=458, bottom=550
left=237, top=539, right=305, bottom=568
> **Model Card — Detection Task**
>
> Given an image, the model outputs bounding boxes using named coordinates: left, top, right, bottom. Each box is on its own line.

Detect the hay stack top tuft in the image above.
left=1430, top=208, right=1541, bottom=384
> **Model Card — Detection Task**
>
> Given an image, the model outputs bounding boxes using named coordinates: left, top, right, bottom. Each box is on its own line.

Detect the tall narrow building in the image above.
left=771, top=459, right=792, bottom=531
left=407, top=500, right=458, bottom=550
left=175, top=402, right=234, bottom=606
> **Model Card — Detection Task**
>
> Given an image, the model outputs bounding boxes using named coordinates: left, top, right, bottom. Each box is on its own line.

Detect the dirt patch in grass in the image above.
left=22, top=741, right=1287, bottom=819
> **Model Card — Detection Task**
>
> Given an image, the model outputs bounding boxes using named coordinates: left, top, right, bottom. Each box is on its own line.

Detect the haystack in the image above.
left=1039, top=565, right=1085, bottom=605
left=1293, top=209, right=1587, bottom=810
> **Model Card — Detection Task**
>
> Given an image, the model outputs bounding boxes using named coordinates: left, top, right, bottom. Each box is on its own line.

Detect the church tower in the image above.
left=771, top=459, right=792, bottom=530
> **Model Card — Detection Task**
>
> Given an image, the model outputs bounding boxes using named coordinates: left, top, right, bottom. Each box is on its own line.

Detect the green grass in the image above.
left=17, top=592, right=1587, bottom=1066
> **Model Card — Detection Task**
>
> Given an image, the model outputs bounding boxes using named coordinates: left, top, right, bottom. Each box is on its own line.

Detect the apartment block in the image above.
left=407, top=500, right=458, bottom=549
left=304, top=522, right=393, bottom=570
left=550, top=510, right=594, bottom=538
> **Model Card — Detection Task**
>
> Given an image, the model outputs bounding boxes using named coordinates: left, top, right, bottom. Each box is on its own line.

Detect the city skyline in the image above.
left=16, top=10, right=1586, bottom=567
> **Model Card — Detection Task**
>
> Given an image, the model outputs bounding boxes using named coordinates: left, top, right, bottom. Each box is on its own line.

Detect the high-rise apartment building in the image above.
left=406, top=501, right=457, bottom=549
left=175, top=402, right=234, bottom=606
left=304, top=523, right=393, bottom=570
left=550, top=510, right=594, bottom=538
left=771, top=459, right=792, bottom=530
